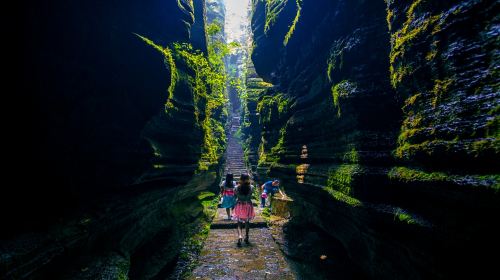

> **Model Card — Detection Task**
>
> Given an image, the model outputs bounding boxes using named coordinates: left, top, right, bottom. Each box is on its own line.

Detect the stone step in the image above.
left=211, top=221, right=267, bottom=229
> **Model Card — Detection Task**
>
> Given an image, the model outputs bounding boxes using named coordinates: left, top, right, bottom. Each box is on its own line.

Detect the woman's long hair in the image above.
left=225, top=173, right=234, bottom=189
left=238, top=174, right=251, bottom=195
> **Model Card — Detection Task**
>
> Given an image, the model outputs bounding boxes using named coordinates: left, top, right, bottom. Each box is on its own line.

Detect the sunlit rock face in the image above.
left=247, top=0, right=500, bottom=278
left=3, top=0, right=225, bottom=278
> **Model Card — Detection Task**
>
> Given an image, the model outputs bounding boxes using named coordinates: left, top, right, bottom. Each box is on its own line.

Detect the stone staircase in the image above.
left=188, top=115, right=295, bottom=279
left=224, top=116, right=247, bottom=179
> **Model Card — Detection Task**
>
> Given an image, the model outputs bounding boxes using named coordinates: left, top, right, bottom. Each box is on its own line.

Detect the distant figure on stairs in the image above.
left=260, top=179, right=284, bottom=208
left=233, top=174, right=255, bottom=246
left=220, top=174, right=237, bottom=220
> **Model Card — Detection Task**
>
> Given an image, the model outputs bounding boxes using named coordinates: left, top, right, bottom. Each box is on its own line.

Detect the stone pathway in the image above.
left=224, top=116, right=247, bottom=179
left=189, top=116, right=295, bottom=279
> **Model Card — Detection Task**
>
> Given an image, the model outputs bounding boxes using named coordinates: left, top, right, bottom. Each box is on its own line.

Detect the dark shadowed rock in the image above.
left=244, top=0, right=500, bottom=279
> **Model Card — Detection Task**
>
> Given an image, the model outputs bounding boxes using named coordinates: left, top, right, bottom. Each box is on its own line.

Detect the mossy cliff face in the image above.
left=387, top=0, right=499, bottom=170
left=2, top=0, right=226, bottom=278
left=247, top=0, right=500, bottom=278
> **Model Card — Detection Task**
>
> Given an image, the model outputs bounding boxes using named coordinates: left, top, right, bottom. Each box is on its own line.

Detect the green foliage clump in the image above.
left=324, top=188, right=363, bottom=207
left=327, top=164, right=360, bottom=196
left=283, top=0, right=302, bottom=46
left=172, top=43, right=227, bottom=170
left=343, top=146, right=360, bottom=164
left=267, top=126, right=288, bottom=164
left=206, top=21, right=222, bottom=36
left=331, top=80, right=357, bottom=117
left=257, top=93, right=290, bottom=124
left=262, top=207, right=271, bottom=218
left=394, top=209, right=417, bottom=225
left=258, top=126, right=286, bottom=165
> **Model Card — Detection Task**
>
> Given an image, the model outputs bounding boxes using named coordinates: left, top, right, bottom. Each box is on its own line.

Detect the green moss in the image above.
left=283, top=0, right=302, bottom=46
left=471, top=139, right=500, bottom=156
left=331, top=80, right=357, bottom=117
left=269, top=126, right=287, bottom=162
left=395, top=138, right=500, bottom=159
left=388, top=166, right=448, bottom=182
left=325, top=188, right=362, bottom=207
left=390, top=64, right=413, bottom=89
left=404, top=93, right=421, bottom=108
left=259, top=125, right=288, bottom=165
left=264, top=0, right=289, bottom=34
left=389, top=0, right=442, bottom=88
left=343, top=146, right=359, bottom=164
left=116, top=257, right=130, bottom=280
left=394, top=209, right=417, bottom=225
left=431, top=79, right=454, bottom=108
left=485, top=114, right=499, bottom=138
left=172, top=43, right=227, bottom=171
left=398, top=112, right=423, bottom=142
left=404, top=114, right=422, bottom=129
left=257, top=93, right=290, bottom=124
left=395, top=140, right=423, bottom=158
left=262, top=207, right=271, bottom=218
left=327, top=164, right=360, bottom=196
left=198, top=191, right=216, bottom=201
left=425, top=49, right=438, bottom=61
left=133, top=33, right=178, bottom=110
left=386, top=7, right=394, bottom=31
left=389, top=167, right=500, bottom=192
left=326, top=41, right=346, bottom=82
left=258, top=81, right=274, bottom=88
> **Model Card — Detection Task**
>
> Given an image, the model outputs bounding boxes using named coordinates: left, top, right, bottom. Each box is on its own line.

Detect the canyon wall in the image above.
left=2, top=0, right=225, bottom=278
left=245, top=0, right=499, bottom=278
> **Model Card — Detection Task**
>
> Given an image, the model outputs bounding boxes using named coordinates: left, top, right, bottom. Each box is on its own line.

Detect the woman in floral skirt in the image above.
left=233, top=174, right=255, bottom=246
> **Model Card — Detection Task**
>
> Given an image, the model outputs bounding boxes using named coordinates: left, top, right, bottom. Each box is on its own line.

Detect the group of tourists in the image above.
left=219, top=173, right=284, bottom=246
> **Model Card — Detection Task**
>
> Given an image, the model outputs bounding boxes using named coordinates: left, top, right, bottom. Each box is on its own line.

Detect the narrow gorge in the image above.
left=2, top=0, right=499, bottom=279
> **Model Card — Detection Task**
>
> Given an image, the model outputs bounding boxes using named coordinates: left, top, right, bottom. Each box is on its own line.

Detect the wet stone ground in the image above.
left=189, top=210, right=294, bottom=280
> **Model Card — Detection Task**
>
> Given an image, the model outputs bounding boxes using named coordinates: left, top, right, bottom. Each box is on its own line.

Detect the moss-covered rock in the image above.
left=245, top=0, right=500, bottom=278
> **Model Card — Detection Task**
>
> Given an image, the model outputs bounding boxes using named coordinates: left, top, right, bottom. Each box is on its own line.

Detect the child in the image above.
left=220, top=174, right=237, bottom=220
